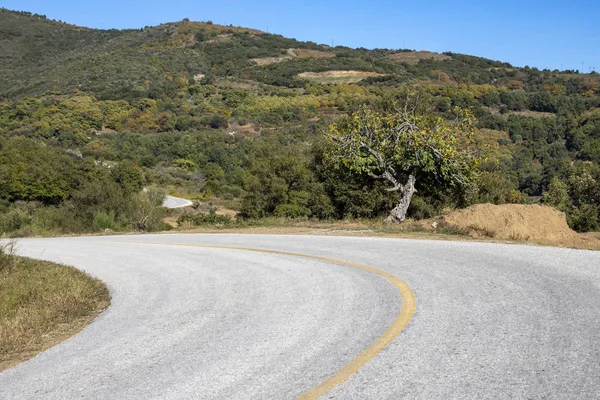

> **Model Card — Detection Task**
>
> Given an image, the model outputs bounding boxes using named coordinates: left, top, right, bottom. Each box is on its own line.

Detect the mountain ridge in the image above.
left=0, top=7, right=534, bottom=101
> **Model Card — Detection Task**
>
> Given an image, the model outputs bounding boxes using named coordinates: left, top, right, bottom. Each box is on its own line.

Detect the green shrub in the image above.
left=273, top=204, right=310, bottom=218
left=0, top=209, right=32, bottom=234
left=127, top=190, right=167, bottom=231
left=209, top=114, right=228, bottom=129
left=407, top=197, right=438, bottom=220
left=543, top=177, right=570, bottom=212
left=570, top=203, right=599, bottom=232
left=33, top=206, right=71, bottom=235
left=177, top=211, right=233, bottom=227
left=92, top=210, right=120, bottom=232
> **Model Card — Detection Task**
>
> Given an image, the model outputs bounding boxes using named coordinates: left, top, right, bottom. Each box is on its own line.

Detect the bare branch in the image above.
left=358, top=140, right=405, bottom=191
left=412, top=93, right=419, bottom=118
left=367, top=168, right=403, bottom=192
left=384, top=181, right=404, bottom=192
left=361, top=142, right=385, bottom=170
left=382, top=170, right=403, bottom=192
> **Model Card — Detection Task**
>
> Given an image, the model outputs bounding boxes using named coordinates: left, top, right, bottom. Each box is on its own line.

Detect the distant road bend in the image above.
left=162, top=194, right=193, bottom=209
left=1, top=234, right=600, bottom=399
left=141, top=189, right=193, bottom=209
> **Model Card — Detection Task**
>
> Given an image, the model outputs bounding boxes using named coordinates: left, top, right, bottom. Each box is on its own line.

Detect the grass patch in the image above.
left=0, top=244, right=110, bottom=371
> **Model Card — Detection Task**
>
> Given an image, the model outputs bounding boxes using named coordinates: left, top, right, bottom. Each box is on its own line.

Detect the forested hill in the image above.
left=1, top=8, right=600, bottom=235
left=3, top=7, right=593, bottom=100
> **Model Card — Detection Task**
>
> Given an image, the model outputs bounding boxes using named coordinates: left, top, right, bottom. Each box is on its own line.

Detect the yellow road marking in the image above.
left=136, top=242, right=416, bottom=399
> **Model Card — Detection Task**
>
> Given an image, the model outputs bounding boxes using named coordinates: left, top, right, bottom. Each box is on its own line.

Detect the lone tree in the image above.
left=326, top=100, right=479, bottom=223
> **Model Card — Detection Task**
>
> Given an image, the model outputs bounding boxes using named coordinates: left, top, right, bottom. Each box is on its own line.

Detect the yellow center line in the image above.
left=135, top=242, right=416, bottom=399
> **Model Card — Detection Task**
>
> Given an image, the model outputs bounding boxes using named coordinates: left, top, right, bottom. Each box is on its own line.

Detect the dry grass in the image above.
left=486, top=107, right=556, bottom=120
left=176, top=218, right=475, bottom=242
left=582, top=107, right=600, bottom=118
left=292, top=48, right=335, bottom=59
left=251, top=55, right=291, bottom=66
left=297, top=70, right=386, bottom=84
left=205, top=34, right=234, bottom=44
left=169, top=207, right=600, bottom=251
left=510, top=110, right=556, bottom=119
left=475, top=128, right=511, bottom=146
left=213, top=77, right=266, bottom=91
left=0, top=252, right=109, bottom=372
left=388, top=51, right=451, bottom=65
left=251, top=48, right=335, bottom=66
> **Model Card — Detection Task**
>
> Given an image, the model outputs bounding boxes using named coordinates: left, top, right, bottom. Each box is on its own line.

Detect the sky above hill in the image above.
left=3, top=0, right=599, bottom=72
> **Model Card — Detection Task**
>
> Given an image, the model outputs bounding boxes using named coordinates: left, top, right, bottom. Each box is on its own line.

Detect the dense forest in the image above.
left=1, top=8, right=599, bottom=236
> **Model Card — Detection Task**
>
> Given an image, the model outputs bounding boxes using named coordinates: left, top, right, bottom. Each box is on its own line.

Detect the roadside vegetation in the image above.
left=0, top=241, right=110, bottom=371
left=1, top=8, right=600, bottom=238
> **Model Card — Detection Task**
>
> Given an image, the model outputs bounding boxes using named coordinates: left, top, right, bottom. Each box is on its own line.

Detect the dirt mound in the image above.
left=439, top=204, right=600, bottom=249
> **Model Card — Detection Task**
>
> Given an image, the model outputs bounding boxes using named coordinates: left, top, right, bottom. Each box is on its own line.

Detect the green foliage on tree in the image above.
left=238, top=140, right=333, bottom=220
left=541, top=165, right=600, bottom=232
left=543, top=176, right=570, bottom=213
left=0, top=136, right=80, bottom=204
left=325, top=100, right=481, bottom=222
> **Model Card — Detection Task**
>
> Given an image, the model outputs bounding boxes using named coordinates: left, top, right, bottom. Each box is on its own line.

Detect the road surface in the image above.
left=162, top=195, right=193, bottom=209
left=1, top=234, right=599, bottom=399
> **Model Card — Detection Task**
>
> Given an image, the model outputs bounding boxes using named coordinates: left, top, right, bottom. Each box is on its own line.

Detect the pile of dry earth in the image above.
left=435, top=203, right=600, bottom=249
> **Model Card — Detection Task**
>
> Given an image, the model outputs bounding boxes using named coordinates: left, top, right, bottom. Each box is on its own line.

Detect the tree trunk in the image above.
left=385, top=174, right=416, bottom=223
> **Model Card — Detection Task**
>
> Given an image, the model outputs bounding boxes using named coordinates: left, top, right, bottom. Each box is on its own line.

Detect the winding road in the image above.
left=1, top=234, right=600, bottom=399
left=162, top=195, right=194, bottom=209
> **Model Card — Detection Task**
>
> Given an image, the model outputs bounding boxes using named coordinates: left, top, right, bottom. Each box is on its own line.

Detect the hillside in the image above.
left=1, top=8, right=600, bottom=237
left=2, top=8, right=577, bottom=100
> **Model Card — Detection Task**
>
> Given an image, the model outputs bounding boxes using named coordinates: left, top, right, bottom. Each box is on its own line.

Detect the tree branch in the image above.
left=360, top=141, right=404, bottom=191
left=368, top=170, right=404, bottom=192
left=361, top=142, right=385, bottom=170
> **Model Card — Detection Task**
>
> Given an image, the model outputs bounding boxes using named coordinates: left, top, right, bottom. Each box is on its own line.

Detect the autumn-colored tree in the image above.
left=175, top=76, right=188, bottom=88
left=431, top=70, right=452, bottom=83
left=581, top=79, right=599, bottom=96
left=326, top=101, right=480, bottom=223
left=541, top=83, right=567, bottom=95
left=507, top=80, right=524, bottom=91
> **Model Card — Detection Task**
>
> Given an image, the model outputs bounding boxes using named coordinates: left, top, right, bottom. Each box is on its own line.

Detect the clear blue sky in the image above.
left=2, top=0, right=599, bottom=71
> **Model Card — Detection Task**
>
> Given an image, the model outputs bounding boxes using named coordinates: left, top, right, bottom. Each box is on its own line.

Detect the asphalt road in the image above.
left=1, top=234, right=600, bottom=399
left=162, top=195, right=193, bottom=209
